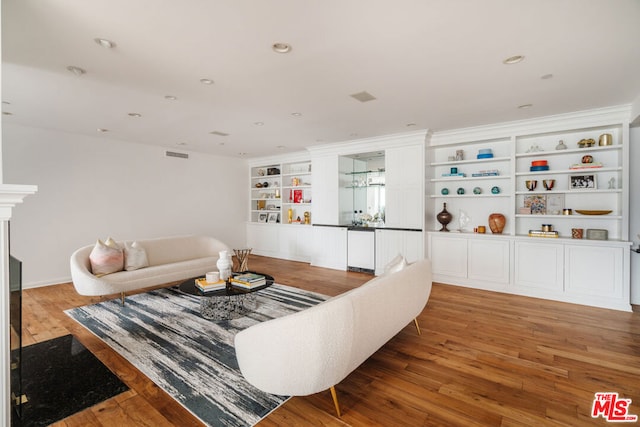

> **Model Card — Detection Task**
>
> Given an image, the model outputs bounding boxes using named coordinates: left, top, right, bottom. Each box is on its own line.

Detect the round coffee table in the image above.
left=178, top=272, right=273, bottom=320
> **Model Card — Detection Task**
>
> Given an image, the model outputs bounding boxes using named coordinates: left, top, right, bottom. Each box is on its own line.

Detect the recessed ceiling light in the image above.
left=291, top=112, right=302, bottom=117
left=66, top=65, right=86, bottom=76
left=200, top=78, right=214, bottom=85
left=541, top=74, right=554, bottom=80
left=94, top=38, right=116, bottom=49
left=503, top=55, right=525, bottom=65
left=272, top=42, right=292, bottom=53
left=518, top=103, right=533, bottom=109
left=164, top=95, right=177, bottom=100
left=128, top=112, right=142, bottom=118
left=97, top=128, right=109, bottom=132
left=254, top=122, right=264, bottom=126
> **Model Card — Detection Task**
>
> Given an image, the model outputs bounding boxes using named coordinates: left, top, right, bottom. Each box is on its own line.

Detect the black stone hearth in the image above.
left=12, top=334, right=128, bottom=426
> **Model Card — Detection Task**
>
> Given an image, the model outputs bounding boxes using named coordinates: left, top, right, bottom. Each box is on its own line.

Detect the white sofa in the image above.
left=234, top=258, right=432, bottom=416
left=70, top=235, right=229, bottom=300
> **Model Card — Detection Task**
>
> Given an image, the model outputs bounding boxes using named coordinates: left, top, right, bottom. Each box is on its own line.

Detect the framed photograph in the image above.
left=524, top=195, right=546, bottom=214
left=570, top=174, right=597, bottom=190
left=267, top=212, right=279, bottom=223
left=258, top=213, right=268, bottom=223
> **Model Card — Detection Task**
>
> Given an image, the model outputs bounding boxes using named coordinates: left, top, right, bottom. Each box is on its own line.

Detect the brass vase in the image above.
left=488, top=213, right=506, bottom=234
left=437, top=203, right=452, bottom=232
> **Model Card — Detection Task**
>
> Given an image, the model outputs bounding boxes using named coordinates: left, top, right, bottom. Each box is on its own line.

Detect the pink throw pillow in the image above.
left=89, top=238, right=124, bottom=277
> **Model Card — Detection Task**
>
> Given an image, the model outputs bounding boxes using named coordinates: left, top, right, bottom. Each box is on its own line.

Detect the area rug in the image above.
left=12, top=334, right=129, bottom=427
left=65, top=284, right=328, bottom=426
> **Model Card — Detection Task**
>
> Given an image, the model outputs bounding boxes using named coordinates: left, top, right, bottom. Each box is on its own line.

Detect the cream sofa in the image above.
left=70, top=235, right=229, bottom=300
left=234, top=258, right=432, bottom=416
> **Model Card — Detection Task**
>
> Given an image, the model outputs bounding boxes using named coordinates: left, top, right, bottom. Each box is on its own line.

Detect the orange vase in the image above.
left=488, top=213, right=506, bottom=234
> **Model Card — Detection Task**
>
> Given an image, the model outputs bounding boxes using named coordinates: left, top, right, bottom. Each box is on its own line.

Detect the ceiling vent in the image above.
left=209, top=131, right=229, bottom=136
left=165, top=151, right=189, bottom=159
left=350, top=91, right=377, bottom=102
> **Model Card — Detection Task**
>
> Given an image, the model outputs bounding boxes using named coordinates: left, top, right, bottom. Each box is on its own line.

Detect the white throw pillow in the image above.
left=124, top=241, right=149, bottom=271
left=383, top=253, right=407, bottom=275
left=89, top=238, right=124, bottom=277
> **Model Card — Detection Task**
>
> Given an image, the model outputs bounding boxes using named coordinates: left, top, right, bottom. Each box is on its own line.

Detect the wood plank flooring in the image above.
left=18, top=255, right=640, bottom=426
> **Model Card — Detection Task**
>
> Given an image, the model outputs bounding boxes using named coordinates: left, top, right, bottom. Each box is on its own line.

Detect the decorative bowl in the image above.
left=574, top=210, right=612, bottom=215
left=525, top=180, right=537, bottom=191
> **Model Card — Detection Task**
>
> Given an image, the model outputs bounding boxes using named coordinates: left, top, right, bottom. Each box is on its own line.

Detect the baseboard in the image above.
left=22, top=276, right=72, bottom=289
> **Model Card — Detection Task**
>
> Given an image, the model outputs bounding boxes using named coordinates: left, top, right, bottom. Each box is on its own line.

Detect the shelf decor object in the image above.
left=436, top=203, right=452, bottom=232
left=488, top=213, right=506, bottom=234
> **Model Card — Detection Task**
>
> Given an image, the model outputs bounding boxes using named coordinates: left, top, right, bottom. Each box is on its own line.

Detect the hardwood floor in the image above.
left=19, top=255, right=640, bottom=426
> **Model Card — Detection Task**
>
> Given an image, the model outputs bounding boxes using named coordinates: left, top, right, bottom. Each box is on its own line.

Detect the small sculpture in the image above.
left=436, top=203, right=452, bottom=232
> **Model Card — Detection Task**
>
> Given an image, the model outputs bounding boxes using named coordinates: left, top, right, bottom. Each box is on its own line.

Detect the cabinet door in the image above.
left=246, top=223, right=279, bottom=257
left=564, top=245, right=623, bottom=299
left=429, top=234, right=467, bottom=278
left=514, top=241, right=563, bottom=292
left=347, top=231, right=375, bottom=270
left=375, top=230, right=425, bottom=275
left=311, top=226, right=347, bottom=270
left=385, top=145, right=424, bottom=229
left=311, top=155, right=339, bottom=225
left=468, top=239, right=510, bottom=285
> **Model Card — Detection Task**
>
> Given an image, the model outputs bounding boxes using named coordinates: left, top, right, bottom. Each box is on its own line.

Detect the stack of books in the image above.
left=441, top=172, right=466, bottom=177
left=195, top=278, right=226, bottom=292
left=569, top=162, right=603, bottom=169
left=528, top=230, right=559, bottom=238
left=231, top=273, right=267, bottom=289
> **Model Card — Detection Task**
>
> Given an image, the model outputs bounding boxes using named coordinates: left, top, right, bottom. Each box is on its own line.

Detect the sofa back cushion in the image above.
left=344, top=258, right=432, bottom=373
left=132, top=235, right=226, bottom=266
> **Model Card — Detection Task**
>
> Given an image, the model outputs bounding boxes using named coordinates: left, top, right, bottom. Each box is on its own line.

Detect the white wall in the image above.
left=630, top=126, right=640, bottom=304
left=2, top=124, right=248, bottom=287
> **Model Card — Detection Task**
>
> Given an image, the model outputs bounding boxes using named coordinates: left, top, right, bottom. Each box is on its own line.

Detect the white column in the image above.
left=0, top=185, right=37, bottom=427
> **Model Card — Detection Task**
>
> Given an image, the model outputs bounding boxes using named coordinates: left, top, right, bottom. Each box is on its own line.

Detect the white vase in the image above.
left=217, top=250, right=232, bottom=281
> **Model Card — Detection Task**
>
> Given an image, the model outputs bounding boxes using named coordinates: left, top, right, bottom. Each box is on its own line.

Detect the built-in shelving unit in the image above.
left=249, top=159, right=312, bottom=225
left=426, top=106, right=632, bottom=311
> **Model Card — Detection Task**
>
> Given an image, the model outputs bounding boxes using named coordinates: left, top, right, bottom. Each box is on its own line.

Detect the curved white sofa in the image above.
left=70, top=235, right=229, bottom=298
left=234, top=258, right=432, bottom=416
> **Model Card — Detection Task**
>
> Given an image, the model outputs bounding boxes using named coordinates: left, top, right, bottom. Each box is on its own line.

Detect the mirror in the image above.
left=339, top=152, right=385, bottom=226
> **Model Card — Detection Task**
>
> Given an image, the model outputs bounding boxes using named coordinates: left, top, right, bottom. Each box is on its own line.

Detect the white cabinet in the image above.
left=468, top=238, right=510, bottom=285
left=385, top=144, right=424, bottom=229
left=375, top=229, right=424, bottom=275
left=564, top=244, right=625, bottom=305
left=429, top=233, right=509, bottom=291
left=246, top=223, right=313, bottom=262
left=514, top=241, right=564, bottom=292
left=311, top=226, right=347, bottom=271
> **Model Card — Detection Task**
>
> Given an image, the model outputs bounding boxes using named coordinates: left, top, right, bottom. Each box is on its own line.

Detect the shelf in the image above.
left=431, top=175, right=510, bottom=183
left=515, top=214, right=622, bottom=219
left=515, top=167, right=622, bottom=177
left=282, top=185, right=312, bottom=189
left=515, top=189, right=621, bottom=195
left=515, top=145, right=621, bottom=158
left=282, top=202, right=312, bottom=205
left=345, top=169, right=385, bottom=175
left=430, top=194, right=510, bottom=198
left=430, top=156, right=510, bottom=166
left=345, top=184, right=386, bottom=188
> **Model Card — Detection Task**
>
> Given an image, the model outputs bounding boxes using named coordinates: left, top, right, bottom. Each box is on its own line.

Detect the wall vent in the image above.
left=165, top=151, right=189, bottom=159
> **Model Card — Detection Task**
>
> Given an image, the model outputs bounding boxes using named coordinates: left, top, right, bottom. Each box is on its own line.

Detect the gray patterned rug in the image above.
left=65, top=283, right=328, bottom=426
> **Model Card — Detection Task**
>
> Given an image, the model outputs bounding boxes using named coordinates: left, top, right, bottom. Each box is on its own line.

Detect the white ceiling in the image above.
left=2, top=0, right=640, bottom=158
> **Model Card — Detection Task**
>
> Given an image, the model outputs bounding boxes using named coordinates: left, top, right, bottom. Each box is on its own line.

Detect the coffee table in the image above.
left=178, top=272, right=274, bottom=320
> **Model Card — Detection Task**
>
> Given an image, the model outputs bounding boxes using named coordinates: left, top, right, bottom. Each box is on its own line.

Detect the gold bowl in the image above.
left=525, top=180, right=538, bottom=191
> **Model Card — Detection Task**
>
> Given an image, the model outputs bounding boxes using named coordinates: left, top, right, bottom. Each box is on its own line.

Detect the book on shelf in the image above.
left=471, top=172, right=499, bottom=177
left=195, top=278, right=226, bottom=292
left=441, top=173, right=467, bottom=177
left=569, top=162, right=603, bottom=170
left=528, top=230, right=559, bottom=238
